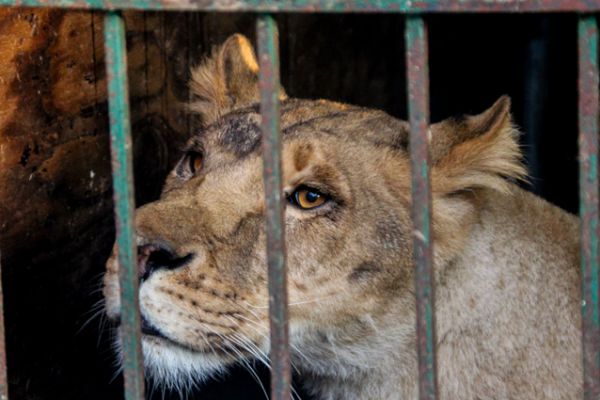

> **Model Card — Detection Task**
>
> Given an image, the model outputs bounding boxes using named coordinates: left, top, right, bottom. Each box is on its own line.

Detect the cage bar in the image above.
left=256, top=14, right=291, bottom=400
left=104, top=11, right=145, bottom=400
left=3, top=0, right=600, bottom=13
left=578, top=14, right=600, bottom=400
left=0, top=256, right=8, bottom=400
left=405, top=15, right=438, bottom=400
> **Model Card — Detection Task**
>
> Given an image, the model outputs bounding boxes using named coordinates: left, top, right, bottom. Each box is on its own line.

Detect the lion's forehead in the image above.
left=216, top=113, right=262, bottom=158
left=197, top=99, right=409, bottom=161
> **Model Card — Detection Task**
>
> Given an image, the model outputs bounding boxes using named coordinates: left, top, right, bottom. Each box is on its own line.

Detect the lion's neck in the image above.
left=292, top=309, right=418, bottom=399
left=300, top=366, right=417, bottom=400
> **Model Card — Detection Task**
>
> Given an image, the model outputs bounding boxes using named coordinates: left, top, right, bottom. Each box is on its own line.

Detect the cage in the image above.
left=0, top=2, right=597, bottom=400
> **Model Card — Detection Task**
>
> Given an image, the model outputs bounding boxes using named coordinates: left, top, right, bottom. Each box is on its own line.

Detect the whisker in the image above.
left=76, top=302, right=107, bottom=335
left=242, top=295, right=331, bottom=309
left=228, top=311, right=311, bottom=367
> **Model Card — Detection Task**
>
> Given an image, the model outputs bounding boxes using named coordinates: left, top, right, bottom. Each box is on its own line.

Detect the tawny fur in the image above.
left=189, top=34, right=286, bottom=126
left=104, top=34, right=582, bottom=399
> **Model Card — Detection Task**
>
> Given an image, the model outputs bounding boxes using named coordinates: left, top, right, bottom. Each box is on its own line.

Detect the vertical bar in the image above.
left=256, top=14, right=291, bottom=400
left=0, top=255, right=8, bottom=400
left=104, top=12, right=145, bottom=400
left=405, top=16, right=438, bottom=400
left=578, top=14, right=600, bottom=400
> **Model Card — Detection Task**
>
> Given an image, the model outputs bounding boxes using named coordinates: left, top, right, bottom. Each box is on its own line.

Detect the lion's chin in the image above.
left=140, top=336, right=229, bottom=389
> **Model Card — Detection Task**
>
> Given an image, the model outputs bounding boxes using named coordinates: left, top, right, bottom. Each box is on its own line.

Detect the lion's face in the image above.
left=103, top=98, right=417, bottom=382
left=103, top=34, right=524, bottom=386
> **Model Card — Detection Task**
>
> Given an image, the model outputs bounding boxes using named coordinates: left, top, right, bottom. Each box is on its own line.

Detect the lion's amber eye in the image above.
left=291, top=188, right=327, bottom=210
left=188, top=152, right=203, bottom=174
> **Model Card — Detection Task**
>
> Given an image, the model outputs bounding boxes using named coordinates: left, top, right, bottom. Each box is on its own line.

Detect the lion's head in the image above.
left=103, top=34, right=524, bottom=390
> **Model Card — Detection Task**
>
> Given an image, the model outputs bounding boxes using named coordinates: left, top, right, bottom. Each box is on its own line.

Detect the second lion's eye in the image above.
left=290, top=187, right=327, bottom=210
left=188, top=152, right=203, bottom=174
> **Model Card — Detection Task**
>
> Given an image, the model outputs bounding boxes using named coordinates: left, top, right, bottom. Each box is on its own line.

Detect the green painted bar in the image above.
left=2, top=0, right=600, bottom=12
left=578, top=15, right=600, bottom=400
left=406, top=15, right=438, bottom=400
left=257, top=14, right=291, bottom=400
left=103, top=11, right=145, bottom=400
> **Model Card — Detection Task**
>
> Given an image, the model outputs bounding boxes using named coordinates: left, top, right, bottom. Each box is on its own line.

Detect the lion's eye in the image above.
left=291, top=188, right=327, bottom=210
left=188, top=152, right=203, bottom=174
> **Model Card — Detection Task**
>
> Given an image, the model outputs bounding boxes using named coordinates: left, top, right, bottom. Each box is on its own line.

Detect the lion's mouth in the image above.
left=136, top=315, right=252, bottom=358
left=140, top=315, right=165, bottom=338
left=139, top=315, right=199, bottom=352
left=110, top=313, right=195, bottom=353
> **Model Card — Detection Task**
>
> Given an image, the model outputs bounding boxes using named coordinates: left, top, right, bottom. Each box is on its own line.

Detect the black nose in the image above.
left=137, top=244, right=193, bottom=282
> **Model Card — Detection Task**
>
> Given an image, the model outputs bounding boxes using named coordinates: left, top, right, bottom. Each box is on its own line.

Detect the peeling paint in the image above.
left=406, top=15, right=437, bottom=400
left=257, top=14, right=291, bottom=400
left=1, top=0, right=600, bottom=12
left=103, top=11, right=145, bottom=400
left=578, top=14, right=600, bottom=400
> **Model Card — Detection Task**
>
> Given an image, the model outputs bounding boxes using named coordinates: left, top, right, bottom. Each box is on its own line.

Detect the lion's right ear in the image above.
left=430, top=96, right=527, bottom=195
left=189, top=34, right=286, bottom=126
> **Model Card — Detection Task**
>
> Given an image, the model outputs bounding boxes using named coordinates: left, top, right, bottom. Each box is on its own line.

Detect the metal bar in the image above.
left=3, top=0, right=600, bottom=13
left=0, top=255, right=8, bottom=400
left=104, top=11, right=145, bottom=400
left=578, top=14, right=600, bottom=400
left=257, top=14, right=291, bottom=400
left=405, top=15, right=437, bottom=400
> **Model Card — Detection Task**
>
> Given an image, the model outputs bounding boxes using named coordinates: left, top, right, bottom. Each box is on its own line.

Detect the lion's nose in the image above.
left=137, top=244, right=193, bottom=282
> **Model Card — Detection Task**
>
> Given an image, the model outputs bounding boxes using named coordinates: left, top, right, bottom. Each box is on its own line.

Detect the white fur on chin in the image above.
left=113, top=335, right=228, bottom=393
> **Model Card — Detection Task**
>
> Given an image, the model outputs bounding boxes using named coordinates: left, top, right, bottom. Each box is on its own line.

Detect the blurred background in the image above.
left=0, top=10, right=578, bottom=399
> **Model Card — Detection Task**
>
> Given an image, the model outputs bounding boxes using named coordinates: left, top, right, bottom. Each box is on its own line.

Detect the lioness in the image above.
left=104, top=34, right=582, bottom=399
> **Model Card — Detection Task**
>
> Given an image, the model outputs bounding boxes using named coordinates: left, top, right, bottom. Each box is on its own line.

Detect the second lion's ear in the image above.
left=189, top=34, right=286, bottom=126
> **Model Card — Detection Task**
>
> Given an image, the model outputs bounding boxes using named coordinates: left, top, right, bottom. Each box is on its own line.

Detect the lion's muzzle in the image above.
left=137, top=243, right=194, bottom=282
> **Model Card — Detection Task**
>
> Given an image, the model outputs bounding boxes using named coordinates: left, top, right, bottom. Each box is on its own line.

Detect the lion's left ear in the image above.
left=189, top=34, right=287, bottom=126
left=430, top=96, right=527, bottom=195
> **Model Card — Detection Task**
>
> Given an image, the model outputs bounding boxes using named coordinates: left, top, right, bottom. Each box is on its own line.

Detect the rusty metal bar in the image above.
left=257, top=14, right=291, bottom=400
left=3, top=0, right=600, bottom=13
left=406, top=15, right=438, bottom=400
left=578, top=14, right=600, bottom=400
left=103, top=11, right=145, bottom=400
left=0, top=255, right=8, bottom=400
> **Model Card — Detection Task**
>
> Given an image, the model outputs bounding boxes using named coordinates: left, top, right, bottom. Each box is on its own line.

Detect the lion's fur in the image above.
left=189, top=34, right=286, bottom=127
left=104, top=34, right=582, bottom=399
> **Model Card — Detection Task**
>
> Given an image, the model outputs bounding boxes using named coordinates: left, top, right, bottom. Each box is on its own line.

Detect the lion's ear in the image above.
left=430, top=96, right=527, bottom=195
left=189, top=34, right=286, bottom=126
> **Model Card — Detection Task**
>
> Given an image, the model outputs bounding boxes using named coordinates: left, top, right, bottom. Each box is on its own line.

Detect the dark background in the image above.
left=0, top=12, right=579, bottom=399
